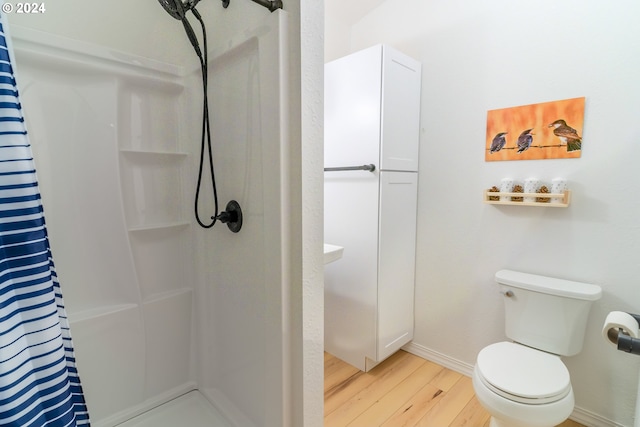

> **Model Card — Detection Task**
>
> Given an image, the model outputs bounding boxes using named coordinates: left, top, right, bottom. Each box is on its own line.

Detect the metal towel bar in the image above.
left=324, top=164, right=376, bottom=172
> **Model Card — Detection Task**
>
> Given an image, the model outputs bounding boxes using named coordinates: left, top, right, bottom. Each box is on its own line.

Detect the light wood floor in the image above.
left=324, top=350, right=585, bottom=427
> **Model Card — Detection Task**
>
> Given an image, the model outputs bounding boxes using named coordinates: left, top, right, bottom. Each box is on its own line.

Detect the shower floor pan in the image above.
left=117, top=391, right=231, bottom=427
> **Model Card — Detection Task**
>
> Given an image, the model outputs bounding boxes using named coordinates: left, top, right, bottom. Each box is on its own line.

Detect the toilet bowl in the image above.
left=473, top=270, right=601, bottom=427
left=472, top=342, right=574, bottom=427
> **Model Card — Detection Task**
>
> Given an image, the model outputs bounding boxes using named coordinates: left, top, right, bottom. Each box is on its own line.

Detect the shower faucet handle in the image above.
left=215, top=200, right=243, bottom=233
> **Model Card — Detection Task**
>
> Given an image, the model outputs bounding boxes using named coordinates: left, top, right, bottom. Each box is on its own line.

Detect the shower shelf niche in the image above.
left=119, top=150, right=188, bottom=229
left=119, top=149, right=189, bottom=157
left=128, top=221, right=190, bottom=232
left=483, top=189, right=571, bottom=207
left=67, top=303, right=139, bottom=325
left=143, top=287, right=192, bottom=305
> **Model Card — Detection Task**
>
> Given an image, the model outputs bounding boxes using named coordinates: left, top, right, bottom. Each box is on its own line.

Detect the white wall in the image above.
left=326, top=0, right=640, bottom=425
left=324, top=14, right=350, bottom=61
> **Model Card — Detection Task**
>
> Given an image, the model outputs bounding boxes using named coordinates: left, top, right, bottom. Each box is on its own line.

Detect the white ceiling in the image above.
left=324, top=0, right=388, bottom=26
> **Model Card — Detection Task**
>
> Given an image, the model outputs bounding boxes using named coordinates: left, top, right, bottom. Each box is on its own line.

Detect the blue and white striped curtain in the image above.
left=0, top=13, right=90, bottom=427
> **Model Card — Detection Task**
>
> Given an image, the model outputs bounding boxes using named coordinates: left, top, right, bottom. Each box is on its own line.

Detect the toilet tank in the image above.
left=496, top=270, right=602, bottom=356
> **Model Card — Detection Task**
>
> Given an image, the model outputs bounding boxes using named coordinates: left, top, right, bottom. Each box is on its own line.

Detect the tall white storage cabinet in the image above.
left=324, top=45, right=422, bottom=371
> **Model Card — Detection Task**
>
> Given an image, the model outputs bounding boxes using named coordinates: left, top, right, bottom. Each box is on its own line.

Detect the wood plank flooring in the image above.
left=324, top=350, right=585, bottom=427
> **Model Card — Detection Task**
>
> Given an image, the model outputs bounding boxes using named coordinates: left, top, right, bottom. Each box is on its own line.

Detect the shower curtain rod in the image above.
left=221, top=0, right=283, bottom=12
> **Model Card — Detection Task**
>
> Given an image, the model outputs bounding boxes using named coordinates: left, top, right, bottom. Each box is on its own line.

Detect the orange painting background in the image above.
left=485, top=97, right=585, bottom=161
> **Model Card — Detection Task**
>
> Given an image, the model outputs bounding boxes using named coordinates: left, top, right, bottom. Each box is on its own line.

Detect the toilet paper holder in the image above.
left=610, top=312, right=640, bottom=356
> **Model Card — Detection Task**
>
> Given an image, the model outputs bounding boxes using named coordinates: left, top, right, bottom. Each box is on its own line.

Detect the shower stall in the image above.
left=5, top=1, right=310, bottom=426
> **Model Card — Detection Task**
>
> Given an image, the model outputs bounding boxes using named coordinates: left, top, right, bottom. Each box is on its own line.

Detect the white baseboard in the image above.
left=401, top=342, right=621, bottom=427
left=402, top=341, right=474, bottom=377
left=569, top=406, right=625, bottom=427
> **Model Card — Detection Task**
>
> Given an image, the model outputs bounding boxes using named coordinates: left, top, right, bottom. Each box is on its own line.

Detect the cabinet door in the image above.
left=324, top=45, right=382, bottom=169
left=324, top=170, right=380, bottom=370
left=377, top=171, right=418, bottom=361
left=379, top=47, right=422, bottom=172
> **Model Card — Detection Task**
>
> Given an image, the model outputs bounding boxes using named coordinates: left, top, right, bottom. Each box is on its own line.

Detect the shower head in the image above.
left=158, top=0, right=203, bottom=58
left=158, top=0, right=203, bottom=18
left=158, top=0, right=186, bottom=19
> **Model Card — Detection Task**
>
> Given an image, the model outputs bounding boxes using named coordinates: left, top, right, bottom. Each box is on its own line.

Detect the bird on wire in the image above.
left=516, top=128, right=534, bottom=153
left=548, top=119, right=582, bottom=152
left=489, top=132, right=508, bottom=153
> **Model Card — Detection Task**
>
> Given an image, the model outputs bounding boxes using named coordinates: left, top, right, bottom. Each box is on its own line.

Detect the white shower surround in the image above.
left=9, top=9, right=293, bottom=427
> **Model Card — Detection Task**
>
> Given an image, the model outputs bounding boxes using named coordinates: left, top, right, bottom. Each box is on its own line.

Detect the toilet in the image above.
left=472, top=270, right=602, bottom=427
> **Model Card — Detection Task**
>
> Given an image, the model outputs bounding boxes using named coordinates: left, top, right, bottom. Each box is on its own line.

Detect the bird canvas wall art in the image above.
left=485, top=97, right=585, bottom=161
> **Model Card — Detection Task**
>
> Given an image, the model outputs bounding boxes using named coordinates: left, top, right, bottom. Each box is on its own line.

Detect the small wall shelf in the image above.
left=483, top=190, right=571, bottom=208
left=128, top=221, right=190, bottom=232
left=119, top=149, right=189, bottom=157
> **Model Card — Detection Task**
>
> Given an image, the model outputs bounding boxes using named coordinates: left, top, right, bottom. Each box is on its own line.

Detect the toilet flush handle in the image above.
left=500, top=290, right=514, bottom=297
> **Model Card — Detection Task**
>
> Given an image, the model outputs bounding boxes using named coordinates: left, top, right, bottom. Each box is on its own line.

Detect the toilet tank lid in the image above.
left=495, top=270, right=602, bottom=301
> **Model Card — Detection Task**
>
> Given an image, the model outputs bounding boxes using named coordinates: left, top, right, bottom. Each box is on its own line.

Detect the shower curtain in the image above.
left=0, top=12, right=90, bottom=427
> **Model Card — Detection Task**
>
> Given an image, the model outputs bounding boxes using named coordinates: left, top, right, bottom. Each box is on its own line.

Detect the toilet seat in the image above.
left=476, top=342, right=571, bottom=405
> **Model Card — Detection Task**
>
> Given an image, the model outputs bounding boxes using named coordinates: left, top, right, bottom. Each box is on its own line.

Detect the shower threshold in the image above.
left=117, top=391, right=231, bottom=427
